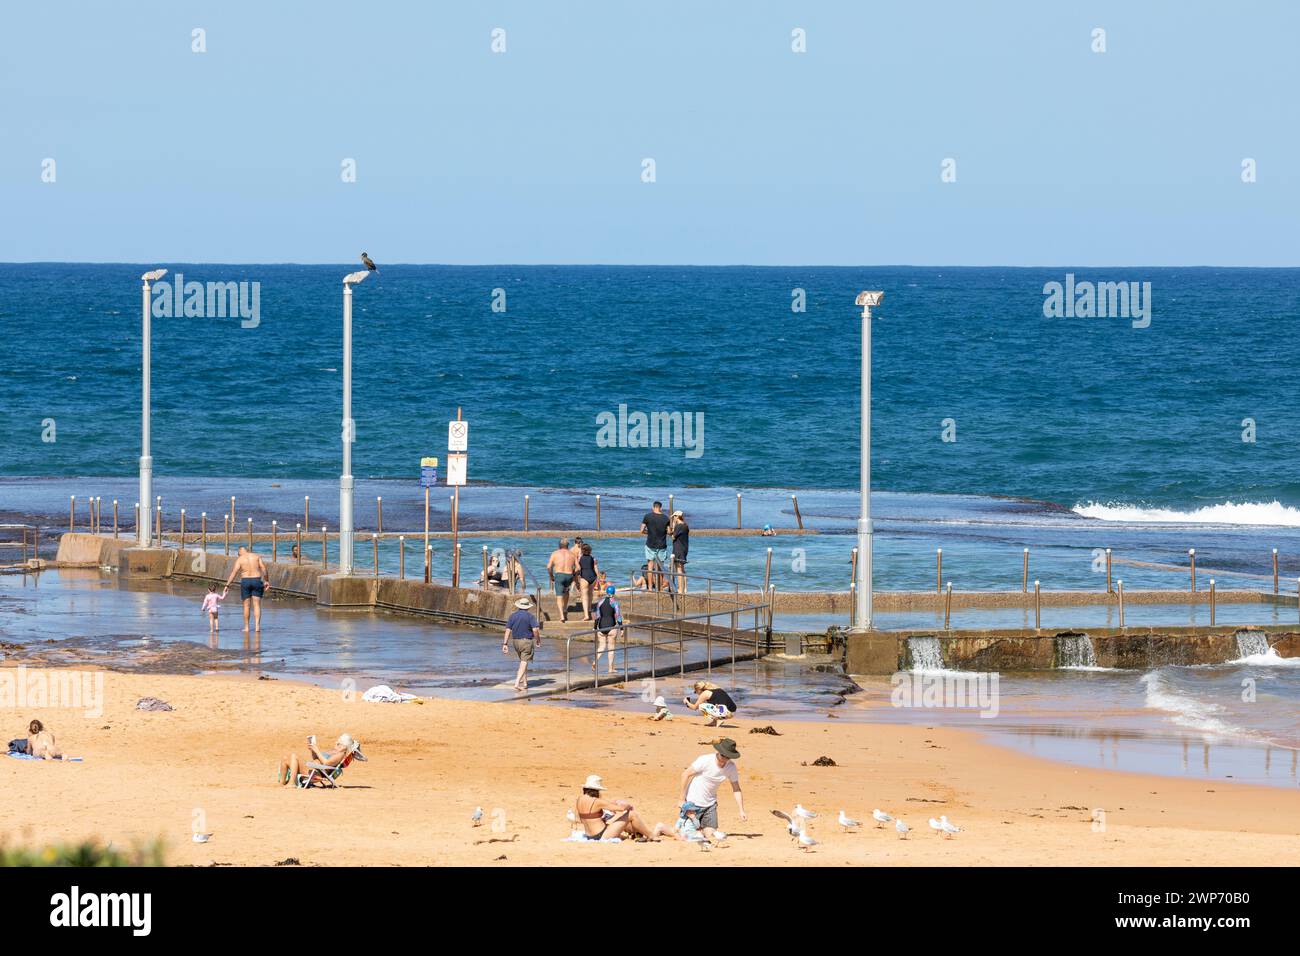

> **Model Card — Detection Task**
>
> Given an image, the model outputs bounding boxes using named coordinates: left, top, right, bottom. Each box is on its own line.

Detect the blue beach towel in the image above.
left=6, top=753, right=83, bottom=762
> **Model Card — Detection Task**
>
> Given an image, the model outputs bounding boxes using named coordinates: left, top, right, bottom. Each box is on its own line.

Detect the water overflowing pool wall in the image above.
left=848, top=627, right=1296, bottom=674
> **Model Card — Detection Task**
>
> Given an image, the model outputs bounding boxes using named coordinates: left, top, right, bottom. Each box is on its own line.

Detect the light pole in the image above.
left=339, top=269, right=370, bottom=575
left=139, top=269, right=167, bottom=547
left=853, top=290, right=884, bottom=630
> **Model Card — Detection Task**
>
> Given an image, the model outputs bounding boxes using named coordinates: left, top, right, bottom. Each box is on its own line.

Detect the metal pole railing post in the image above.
left=1273, top=549, right=1278, bottom=594
left=1105, top=548, right=1112, bottom=593
left=944, top=581, right=952, bottom=629
left=1034, top=579, right=1041, bottom=630
left=1209, top=578, right=1216, bottom=626
left=69, top=495, right=75, bottom=531
left=113, top=500, right=119, bottom=538
left=295, top=524, right=302, bottom=565
left=377, top=496, right=383, bottom=535
left=322, top=526, right=328, bottom=570
left=595, top=494, right=601, bottom=530
left=201, top=512, right=207, bottom=551
left=373, top=534, right=379, bottom=577
left=937, top=548, right=943, bottom=593
left=1189, top=549, right=1196, bottom=592
left=736, top=493, right=742, bottom=530
left=399, top=536, right=406, bottom=579
left=272, top=520, right=278, bottom=561
left=246, top=518, right=253, bottom=551
left=179, top=509, right=186, bottom=549
left=1022, top=548, right=1029, bottom=593
left=791, top=493, right=803, bottom=530
left=524, top=494, right=529, bottom=532
left=1118, top=579, right=1125, bottom=627
left=135, top=501, right=141, bottom=539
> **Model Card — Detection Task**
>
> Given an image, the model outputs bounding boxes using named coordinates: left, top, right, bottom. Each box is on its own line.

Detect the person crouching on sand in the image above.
left=684, top=681, right=739, bottom=726
left=277, top=733, right=366, bottom=786
left=575, top=774, right=660, bottom=841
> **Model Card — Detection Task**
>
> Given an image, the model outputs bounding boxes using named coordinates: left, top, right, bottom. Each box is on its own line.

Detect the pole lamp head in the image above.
left=343, top=270, right=369, bottom=287
left=141, top=268, right=167, bottom=283
left=855, top=290, right=884, bottom=318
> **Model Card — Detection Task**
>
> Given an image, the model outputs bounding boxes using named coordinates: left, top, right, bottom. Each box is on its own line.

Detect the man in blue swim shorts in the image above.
left=222, top=546, right=271, bottom=633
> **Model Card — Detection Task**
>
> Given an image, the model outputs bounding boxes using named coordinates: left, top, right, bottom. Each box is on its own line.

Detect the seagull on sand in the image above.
left=939, top=815, right=962, bottom=837
left=771, top=810, right=803, bottom=840
left=895, top=819, right=911, bottom=839
left=471, top=807, right=484, bottom=827
left=360, top=252, right=378, bottom=272
left=929, top=818, right=945, bottom=836
left=872, top=809, right=894, bottom=828
left=566, top=809, right=578, bottom=825
left=794, top=804, right=817, bottom=822
left=797, top=830, right=818, bottom=850
left=838, top=810, right=861, bottom=832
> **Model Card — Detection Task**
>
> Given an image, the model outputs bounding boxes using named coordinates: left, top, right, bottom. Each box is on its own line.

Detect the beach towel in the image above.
left=562, top=829, right=621, bottom=843
left=362, top=684, right=419, bottom=703
left=6, top=753, right=82, bottom=762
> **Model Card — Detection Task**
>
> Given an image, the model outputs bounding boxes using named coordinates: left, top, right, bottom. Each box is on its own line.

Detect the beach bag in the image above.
left=7, top=738, right=27, bottom=754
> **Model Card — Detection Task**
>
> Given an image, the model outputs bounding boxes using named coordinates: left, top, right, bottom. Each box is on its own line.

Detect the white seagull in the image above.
left=797, top=830, right=818, bottom=850
left=939, top=815, right=962, bottom=837
left=566, top=809, right=578, bottom=825
left=872, top=809, right=894, bottom=828
left=929, top=817, right=945, bottom=836
left=471, top=807, right=484, bottom=827
left=794, top=804, right=817, bottom=821
left=895, top=819, right=911, bottom=839
left=771, top=809, right=803, bottom=840
left=838, top=810, right=861, bottom=831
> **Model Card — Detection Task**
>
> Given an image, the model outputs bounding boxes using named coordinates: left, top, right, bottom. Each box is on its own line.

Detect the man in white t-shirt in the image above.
left=680, top=738, right=747, bottom=832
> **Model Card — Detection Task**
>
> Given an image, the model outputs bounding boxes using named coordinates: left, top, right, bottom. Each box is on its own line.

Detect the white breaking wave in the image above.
left=1139, top=670, right=1248, bottom=740
left=1230, top=647, right=1300, bottom=668
left=1073, top=500, right=1300, bottom=527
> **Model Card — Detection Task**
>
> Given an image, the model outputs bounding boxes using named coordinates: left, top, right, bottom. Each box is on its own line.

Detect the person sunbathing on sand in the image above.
left=277, top=733, right=366, bottom=786
left=575, top=774, right=660, bottom=841
left=24, top=719, right=62, bottom=760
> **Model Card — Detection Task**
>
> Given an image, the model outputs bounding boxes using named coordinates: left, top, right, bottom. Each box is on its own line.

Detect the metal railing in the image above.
left=562, top=571, right=772, bottom=693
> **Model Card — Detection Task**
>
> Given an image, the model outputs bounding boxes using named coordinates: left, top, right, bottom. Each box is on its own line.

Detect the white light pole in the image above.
left=853, top=291, right=884, bottom=630
left=139, top=269, right=167, bottom=547
left=339, top=270, right=370, bottom=575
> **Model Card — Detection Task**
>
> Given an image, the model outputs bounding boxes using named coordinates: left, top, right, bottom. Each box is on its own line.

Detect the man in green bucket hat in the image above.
left=679, top=737, right=747, bottom=835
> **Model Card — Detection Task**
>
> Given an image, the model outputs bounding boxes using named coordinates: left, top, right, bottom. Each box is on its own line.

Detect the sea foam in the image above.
left=1073, top=500, right=1300, bottom=527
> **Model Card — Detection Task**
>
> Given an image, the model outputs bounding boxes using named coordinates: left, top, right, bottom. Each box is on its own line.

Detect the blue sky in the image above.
left=2, top=1, right=1297, bottom=265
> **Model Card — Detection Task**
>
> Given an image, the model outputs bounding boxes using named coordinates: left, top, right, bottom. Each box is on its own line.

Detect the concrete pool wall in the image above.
left=846, top=627, right=1299, bottom=674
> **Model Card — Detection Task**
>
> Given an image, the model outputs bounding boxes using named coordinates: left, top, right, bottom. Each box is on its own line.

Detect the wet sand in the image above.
left=2, top=667, right=1296, bottom=866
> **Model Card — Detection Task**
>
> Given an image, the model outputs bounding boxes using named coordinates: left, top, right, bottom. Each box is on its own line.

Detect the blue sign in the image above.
left=420, top=466, right=437, bottom=487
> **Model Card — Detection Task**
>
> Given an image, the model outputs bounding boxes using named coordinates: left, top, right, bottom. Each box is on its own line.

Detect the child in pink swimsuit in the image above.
left=201, top=584, right=222, bottom=632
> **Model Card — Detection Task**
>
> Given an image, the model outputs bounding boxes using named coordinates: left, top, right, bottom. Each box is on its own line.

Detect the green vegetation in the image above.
left=0, top=839, right=165, bottom=867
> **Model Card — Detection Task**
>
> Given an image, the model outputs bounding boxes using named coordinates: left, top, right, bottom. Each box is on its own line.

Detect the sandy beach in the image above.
left=2, top=665, right=1296, bottom=867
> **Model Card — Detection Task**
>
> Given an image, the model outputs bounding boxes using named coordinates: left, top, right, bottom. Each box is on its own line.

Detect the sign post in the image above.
left=447, top=411, right=468, bottom=587
left=420, top=457, right=438, bottom=583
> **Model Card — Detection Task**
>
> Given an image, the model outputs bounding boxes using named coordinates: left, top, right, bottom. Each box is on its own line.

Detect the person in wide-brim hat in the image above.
left=574, top=774, right=659, bottom=842
left=712, top=737, right=740, bottom=760
left=514, top=597, right=534, bottom=609
left=504, top=595, right=542, bottom=691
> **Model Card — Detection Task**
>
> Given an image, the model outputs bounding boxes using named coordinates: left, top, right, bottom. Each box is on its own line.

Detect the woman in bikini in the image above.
left=574, top=774, right=660, bottom=841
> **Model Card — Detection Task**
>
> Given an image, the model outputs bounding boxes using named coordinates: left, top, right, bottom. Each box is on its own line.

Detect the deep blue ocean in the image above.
left=3, top=264, right=1299, bottom=511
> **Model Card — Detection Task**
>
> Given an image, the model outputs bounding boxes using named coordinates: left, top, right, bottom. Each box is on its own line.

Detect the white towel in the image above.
left=362, top=684, right=418, bottom=703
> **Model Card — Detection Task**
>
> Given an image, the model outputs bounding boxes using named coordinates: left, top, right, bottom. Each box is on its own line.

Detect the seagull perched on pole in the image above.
left=895, top=819, right=911, bottom=839
left=872, top=809, right=894, bottom=829
left=360, top=252, right=378, bottom=272
left=838, top=810, right=861, bottom=832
